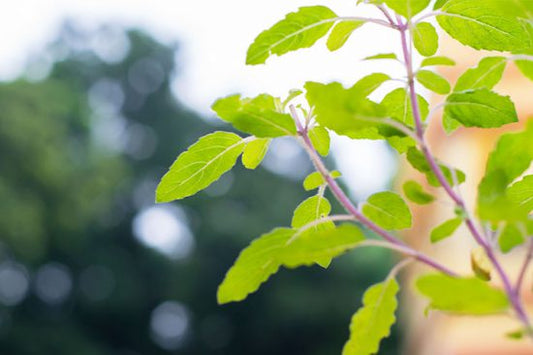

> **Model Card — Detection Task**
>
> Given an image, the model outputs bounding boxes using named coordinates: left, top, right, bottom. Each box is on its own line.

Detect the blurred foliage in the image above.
left=0, top=23, right=398, bottom=354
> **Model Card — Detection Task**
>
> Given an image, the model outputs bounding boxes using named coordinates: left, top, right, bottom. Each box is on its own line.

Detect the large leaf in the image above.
left=327, top=20, right=365, bottom=51
left=444, top=89, right=518, bottom=128
left=416, top=70, right=451, bottom=95
left=305, top=81, right=387, bottom=139
left=416, top=274, right=509, bottom=315
left=217, top=224, right=365, bottom=304
left=454, top=57, right=507, bottom=92
left=246, top=6, right=338, bottom=65
left=242, top=138, right=270, bottom=169
left=413, top=22, right=438, bottom=57
left=362, top=191, right=412, bottom=230
left=478, top=120, right=533, bottom=221
left=212, top=94, right=296, bottom=137
left=156, top=132, right=245, bottom=202
left=384, top=0, right=431, bottom=18
left=406, top=147, right=466, bottom=187
left=437, top=0, right=532, bottom=52
left=342, top=278, right=399, bottom=355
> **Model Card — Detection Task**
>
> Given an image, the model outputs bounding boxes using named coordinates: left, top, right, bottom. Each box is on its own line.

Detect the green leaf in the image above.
left=242, top=138, right=270, bottom=169
left=381, top=88, right=429, bottom=127
left=416, top=70, right=451, bottom=95
left=437, top=0, right=531, bottom=52
left=416, top=274, right=510, bottom=315
left=362, top=191, right=412, bottom=230
left=406, top=147, right=466, bottom=187
left=363, top=53, right=398, bottom=61
left=342, top=278, right=399, bottom=355
left=305, top=81, right=386, bottom=139
left=413, top=22, right=439, bottom=57
left=327, top=20, right=365, bottom=51
left=430, top=217, right=462, bottom=243
left=443, top=89, right=518, bottom=128
left=212, top=94, right=296, bottom=137
left=246, top=6, right=338, bottom=65
left=403, top=180, right=435, bottom=204
left=156, top=132, right=245, bottom=202
left=218, top=224, right=365, bottom=304
left=434, top=0, right=449, bottom=10
left=281, top=224, right=366, bottom=268
left=454, top=57, right=507, bottom=92
left=478, top=120, right=533, bottom=221
left=217, top=228, right=293, bottom=304
left=303, top=170, right=341, bottom=191
left=421, top=56, right=456, bottom=67
left=309, top=126, right=330, bottom=156
left=291, top=195, right=332, bottom=229
left=507, top=175, right=533, bottom=213
left=384, top=0, right=431, bottom=18
left=499, top=223, right=525, bottom=253
left=282, top=89, right=303, bottom=110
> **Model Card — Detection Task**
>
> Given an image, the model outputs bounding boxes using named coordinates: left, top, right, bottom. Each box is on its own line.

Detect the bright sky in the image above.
left=0, top=0, right=407, bottom=200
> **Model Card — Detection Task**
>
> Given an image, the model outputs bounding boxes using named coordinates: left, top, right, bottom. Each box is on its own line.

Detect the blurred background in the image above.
left=0, top=1, right=404, bottom=354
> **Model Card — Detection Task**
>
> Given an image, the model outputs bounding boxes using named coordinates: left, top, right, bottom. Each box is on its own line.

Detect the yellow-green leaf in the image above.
left=242, top=138, right=270, bottom=169
left=327, top=20, right=365, bottom=51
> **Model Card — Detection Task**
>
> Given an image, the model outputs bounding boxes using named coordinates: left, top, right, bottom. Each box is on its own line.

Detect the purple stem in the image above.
left=516, top=238, right=533, bottom=294
left=289, top=106, right=458, bottom=277
left=397, top=20, right=531, bottom=330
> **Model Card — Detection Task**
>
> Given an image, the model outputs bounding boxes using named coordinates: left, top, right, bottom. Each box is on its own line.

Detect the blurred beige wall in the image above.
left=401, top=35, right=533, bottom=355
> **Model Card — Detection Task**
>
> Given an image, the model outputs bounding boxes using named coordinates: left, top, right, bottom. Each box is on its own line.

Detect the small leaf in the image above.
left=362, top=191, right=412, bottom=230
left=444, top=89, right=518, bottom=128
left=499, top=223, right=525, bottom=253
left=437, top=0, right=532, bottom=52
left=403, top=180, right=435, bottom=205
left=212, top=94, right=297, bottom=137
left=327, top=20, right=365, bottom=51
left=384, top=0, right=431, bottom=18
left=421, top=56, right=456, bottom=67
left=342, top=278, right=399, bottom=355
left=282, top=89, right=303, bottom=110
left=242, top=138, right=270, bottom=169
left=363, top=53, right=398, bottom=61
left=406, top=147, right=466, bottom=187
left=246, top=6, right=338, bottom=65
left=303, top=171, right=341, bottom=191
left=351, top=73, right=391, bottom=98
left=430, top=217, right=462, bottom=243
left=156, top=132, right=245, bottom=202
left=413, top=22, right=439, bottom=57
left=309, top=126, right=330, bottom=156
left=218, top=224, right=365, bottom=304
left=416, top=274, right=510, bottom=315
left=416, top=70, right=451, bottom=94
left=291, top=195, right=332, bottom=229
left=470, top=247, right=492, bottom=281
left=454, top=56, right=507, bottom=92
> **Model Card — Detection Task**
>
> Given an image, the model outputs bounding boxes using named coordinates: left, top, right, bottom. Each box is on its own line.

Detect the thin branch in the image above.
left=397, top=16, right=532, bottom=331
left=516, top=238, right=533, bottom=294
left=412, top=11, right=445, bottom=25
left=337, top=16, right=398, bottom=29
left=288, top=105, right=458, bottom=277
left=376, top=4, right=396, bottom=26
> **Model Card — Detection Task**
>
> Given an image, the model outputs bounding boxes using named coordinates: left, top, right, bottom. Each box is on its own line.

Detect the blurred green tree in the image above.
left=0, top=24, right=398, bottom=354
